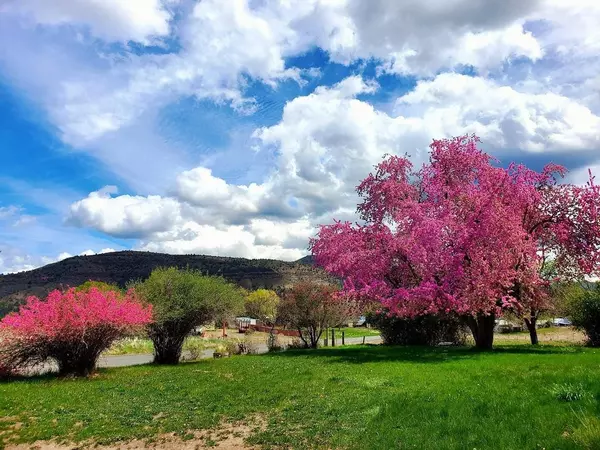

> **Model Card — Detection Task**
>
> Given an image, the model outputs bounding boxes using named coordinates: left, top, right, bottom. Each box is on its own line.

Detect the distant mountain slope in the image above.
left=0, top=251, right=334, bottom=317
left=295, top=255, right=314, bottom=265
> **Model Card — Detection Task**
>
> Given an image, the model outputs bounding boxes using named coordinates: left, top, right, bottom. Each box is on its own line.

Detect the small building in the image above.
left=235, top=317, right=257, bottom=328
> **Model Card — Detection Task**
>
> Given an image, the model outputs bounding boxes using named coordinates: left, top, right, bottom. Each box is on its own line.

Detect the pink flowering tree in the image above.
left=311, top=135, right=600, bottom=349
left=0, top=287, right=152, bottom=376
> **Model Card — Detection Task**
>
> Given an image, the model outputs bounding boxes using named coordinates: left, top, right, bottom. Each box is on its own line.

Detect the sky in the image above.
left=1, top=0, right=600, bottom=274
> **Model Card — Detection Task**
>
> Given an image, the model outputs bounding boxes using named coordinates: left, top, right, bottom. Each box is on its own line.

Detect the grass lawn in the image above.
left=1, top=345, right=599, bottom=449
left=331, top=327, right=381, bottom=338
left=104, top=336, right=225, bottom=356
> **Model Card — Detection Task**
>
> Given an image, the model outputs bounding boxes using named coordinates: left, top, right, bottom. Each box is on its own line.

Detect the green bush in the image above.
left=570, top=286, right=600, bottom=347
left=367, top=311, right=467, bottom=346
left=182, top=338, right=208, bottom=361
left=76, top=280, right=122, bottom=293
left=224, top=338, right=250, bottom=355
left=267, top=333, right=285, bottom=352
left=131, top=267, right=244, bottom=364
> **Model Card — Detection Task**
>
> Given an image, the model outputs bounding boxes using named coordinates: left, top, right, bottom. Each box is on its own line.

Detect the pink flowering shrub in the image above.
left=311, top=135, right=600, bottom=349
left=0, top=287, right=152, bottom=376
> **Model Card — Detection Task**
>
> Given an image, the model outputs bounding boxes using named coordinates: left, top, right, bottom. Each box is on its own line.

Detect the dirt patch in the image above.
left=494, top=327, right=586, bottom=345
left=5, top=416, right=267, bottom=450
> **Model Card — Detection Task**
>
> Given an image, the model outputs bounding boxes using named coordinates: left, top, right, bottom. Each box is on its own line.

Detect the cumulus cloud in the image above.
left=253, top=77, right=426, bottom=216
left=2, top=0, right=598, bottom=196
left=1, top=0, right=173, bottom=43
left=395, top=73, right=600, bottom=152
left=66, top=71, right=600, bottom=259
left=0, top=0, right=567, bottom=150
left=138, top=220, right=308, bottom=261
left=68, top=186, right=181, bottom=238
left=331, top=0, right=543, bottom=74
left=5, top=0, right=600, bottom=264
left=175, top=167, right=266, bottom=222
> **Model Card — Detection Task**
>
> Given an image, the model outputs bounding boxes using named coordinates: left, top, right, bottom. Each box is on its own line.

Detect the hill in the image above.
left=0, top=251, right=329, bottom=317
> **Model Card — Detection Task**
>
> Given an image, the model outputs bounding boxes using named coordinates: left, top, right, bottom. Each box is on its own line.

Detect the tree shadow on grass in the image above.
left=265, top=344, right=587, bottom=365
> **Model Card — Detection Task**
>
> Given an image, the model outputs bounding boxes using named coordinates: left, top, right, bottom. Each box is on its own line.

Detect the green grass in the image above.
left=331, top=327, right=381, bottom=338
left=104, top=336, right=223, bottom=356
left=1, top=345, right=599, bottom=449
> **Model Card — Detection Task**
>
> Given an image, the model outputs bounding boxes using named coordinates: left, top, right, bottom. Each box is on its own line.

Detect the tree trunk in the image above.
left=466, top=313, right=495, bottom=350
left=55, top=346, right=102, bottom=377
left=524, top=317, right=538, bottom=345
left=149, top=322, right=192, bottom=365
left=309, top=326, right=319, bottom=348
left=150, top=333, right=186, bottom=364
left=153, top=341, right=184, bottom=364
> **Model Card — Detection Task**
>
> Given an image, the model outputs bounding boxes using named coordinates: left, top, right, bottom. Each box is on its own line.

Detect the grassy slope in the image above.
left=1, top=345, right=599, bottom=449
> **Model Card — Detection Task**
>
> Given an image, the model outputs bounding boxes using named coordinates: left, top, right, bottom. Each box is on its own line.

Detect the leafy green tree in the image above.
left=550, top=282, right=586, bottom=318
left=132, top=267, right=244, bottom=364
left=245, top=289, right=280, bottom=326
left=76, top=280, right=121, bottom=293
left=570, top=285, right=600, bottom=347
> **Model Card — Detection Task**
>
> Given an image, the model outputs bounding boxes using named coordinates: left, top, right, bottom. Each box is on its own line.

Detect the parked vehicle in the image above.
left=495, top=319, right=523, bottom=333
left=552, top=317, right=572, bottom=327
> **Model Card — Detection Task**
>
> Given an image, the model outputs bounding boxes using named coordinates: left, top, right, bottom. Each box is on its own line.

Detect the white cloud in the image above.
left=395, top=73, right=600, bottom=152
left=1, top=0, right=173, bottom=43
left=567, top=164, right=600, bottom=187
left=4, top=0, right=600, bottom=265
left=334, top=0, right=543, bottom=74
left=0, top=0, right=560, bottom=152
left=2, top=0, right=598, bottom=199
left=0, top=247, right=117, bottom=274
left=138, top=221, right=307, bottom=261
left=68, top=186, right=181, bottom=238
left=65, top=77, right=417, bottom=257
left=0, top=205, right=37, bottom=227
left=0, top=206, right=21, bottom=220
left=36, top=0, right=305, bottom=147
left=254, top=76, right=428, bottom=216
left=175, top=167, right=266, bottom=221
left=66, top=73, right=600, bottom=259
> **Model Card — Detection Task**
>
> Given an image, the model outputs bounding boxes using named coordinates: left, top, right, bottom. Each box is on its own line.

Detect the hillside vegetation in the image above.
left=0, top=251, right=333, bottom=317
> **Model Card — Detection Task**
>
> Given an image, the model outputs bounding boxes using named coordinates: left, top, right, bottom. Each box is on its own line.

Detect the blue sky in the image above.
left=1, top=0, right=600, bottom=273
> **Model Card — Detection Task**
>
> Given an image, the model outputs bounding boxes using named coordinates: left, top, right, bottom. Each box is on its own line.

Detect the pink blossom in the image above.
left=311, top=135, right=600, bottom=320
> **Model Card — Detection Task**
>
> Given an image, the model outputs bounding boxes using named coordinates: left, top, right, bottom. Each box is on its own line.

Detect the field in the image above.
left=1, top=344, right=599, bottom=449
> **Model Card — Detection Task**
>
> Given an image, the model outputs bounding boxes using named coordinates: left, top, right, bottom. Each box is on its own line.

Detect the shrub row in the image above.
left=367, top=311, right=468, bottom=346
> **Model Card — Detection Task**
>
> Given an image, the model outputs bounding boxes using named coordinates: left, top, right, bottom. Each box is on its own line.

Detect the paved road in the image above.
left=25, top=335, right=381, bottom=373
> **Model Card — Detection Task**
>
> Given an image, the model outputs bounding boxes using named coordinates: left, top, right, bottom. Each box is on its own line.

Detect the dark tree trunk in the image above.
left=466, top=313, right=495, bottom=350
left=309, top=326, right=320, bottom=348
left=153, top=338, right=185, bottom=364
left=149, top=321, right=194, bottom=365
left=297, top=328, right=311, bottom=349
left=150, top=328, right=186, bottom=364
left=53, top=341, right=106, bottom=377
left=524, top=317, right=538, bottom=345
